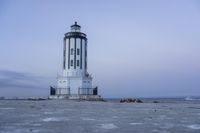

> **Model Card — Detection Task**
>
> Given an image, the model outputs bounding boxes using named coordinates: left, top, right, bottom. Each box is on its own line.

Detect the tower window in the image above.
left=77, top=49, right=80, bottom=55
left=71, top=60, right=73, bottom=66
left=71, top=49, right=74, bottom=55
left=77, top=60, right=80, bottom=66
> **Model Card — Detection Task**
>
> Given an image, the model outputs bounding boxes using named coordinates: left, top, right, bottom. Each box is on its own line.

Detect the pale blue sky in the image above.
left=0, top=0, right=200, bottom=98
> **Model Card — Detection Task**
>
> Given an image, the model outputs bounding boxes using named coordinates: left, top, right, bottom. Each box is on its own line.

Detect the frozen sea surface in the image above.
left=0, top=99, right=200, bottom=133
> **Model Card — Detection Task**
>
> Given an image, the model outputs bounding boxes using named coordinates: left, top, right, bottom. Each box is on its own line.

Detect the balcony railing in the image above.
left=65, top=32, right=86, bottom=38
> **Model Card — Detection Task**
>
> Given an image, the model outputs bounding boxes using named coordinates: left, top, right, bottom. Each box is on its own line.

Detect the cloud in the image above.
left=0, top=70, right=51, bottom=90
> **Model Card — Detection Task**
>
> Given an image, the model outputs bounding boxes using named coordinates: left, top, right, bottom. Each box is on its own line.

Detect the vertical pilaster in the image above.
left=74, top=38, right=76, bottom=69
left=80, top=39, right=82, bottom=69
left=85, top=39, right=87, bottom=71
left=63, top=38, right=66, bottom=70
left=68, top=38, right=70, bottom=69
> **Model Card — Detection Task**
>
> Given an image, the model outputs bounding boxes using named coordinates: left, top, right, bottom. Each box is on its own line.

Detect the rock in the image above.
left=136, top=99, right=143, bottom=103
left=120, top=98, right=143, bottom=103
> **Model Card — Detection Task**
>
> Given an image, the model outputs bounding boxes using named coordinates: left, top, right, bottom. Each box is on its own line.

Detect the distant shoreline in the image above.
left=1, top=96, right=200, bottom=104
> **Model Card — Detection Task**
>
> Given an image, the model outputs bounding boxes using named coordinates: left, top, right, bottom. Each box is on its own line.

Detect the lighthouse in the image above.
left=49, top=22, right=101, bottom=100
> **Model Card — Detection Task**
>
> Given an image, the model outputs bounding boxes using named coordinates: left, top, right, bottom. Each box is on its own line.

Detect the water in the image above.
left=0, top=98, right=200, bottom=133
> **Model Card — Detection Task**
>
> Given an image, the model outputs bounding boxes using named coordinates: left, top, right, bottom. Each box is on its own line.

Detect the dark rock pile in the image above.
left=120, top=98, right=143, bottom=103
left=153, top=101, right=159, bottom=103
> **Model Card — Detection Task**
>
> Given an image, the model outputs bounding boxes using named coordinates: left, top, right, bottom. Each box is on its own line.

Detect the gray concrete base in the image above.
left=48, top=94, right=104, bottom=101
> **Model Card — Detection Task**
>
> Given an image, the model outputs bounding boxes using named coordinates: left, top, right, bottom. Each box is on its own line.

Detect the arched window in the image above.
left=77, top=49, right=80, bottom=55
left=77, top=60, right=80, bottom=66
left=71, top=60, right=73, bottom=66
left=71, top=49, right=74, bottom=55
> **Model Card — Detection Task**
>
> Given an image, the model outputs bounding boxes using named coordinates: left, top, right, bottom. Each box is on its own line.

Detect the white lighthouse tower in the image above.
left=49, top=22, right=101, bottom=100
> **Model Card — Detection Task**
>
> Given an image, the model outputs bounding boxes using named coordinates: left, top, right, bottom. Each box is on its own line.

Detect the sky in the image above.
left=0, top=0, right=200, bottom=98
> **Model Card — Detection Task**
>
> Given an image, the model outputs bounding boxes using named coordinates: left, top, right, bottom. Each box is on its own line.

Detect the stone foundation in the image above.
left=49, top=94, right=103, bottom=101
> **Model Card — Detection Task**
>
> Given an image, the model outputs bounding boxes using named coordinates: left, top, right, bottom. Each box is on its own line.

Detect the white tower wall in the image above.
left=63, top=38, right=87, bottom=77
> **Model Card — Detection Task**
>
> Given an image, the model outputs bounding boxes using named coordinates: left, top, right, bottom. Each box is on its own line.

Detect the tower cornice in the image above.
left=64, top=32, right=87, bottom=39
